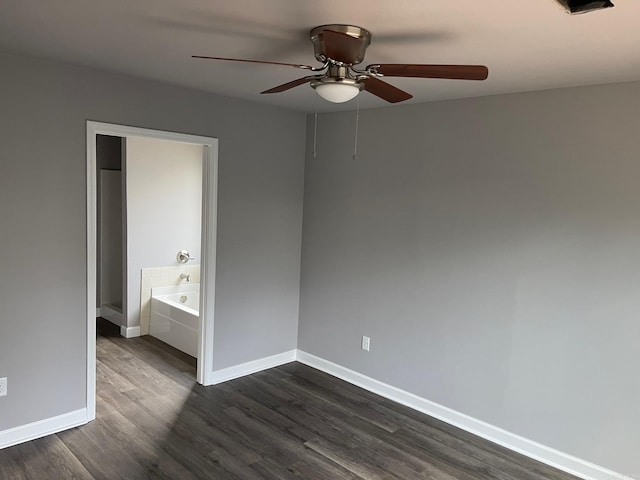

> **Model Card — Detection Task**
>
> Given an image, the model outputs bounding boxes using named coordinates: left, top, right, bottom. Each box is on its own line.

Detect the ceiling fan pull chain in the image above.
left=353, top=96, right=360, bottom=160
left=313, top=92, right=319, bottom=158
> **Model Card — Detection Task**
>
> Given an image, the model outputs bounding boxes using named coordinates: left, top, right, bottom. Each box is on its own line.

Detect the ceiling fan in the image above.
left=193, top=24, right=489, bottom=104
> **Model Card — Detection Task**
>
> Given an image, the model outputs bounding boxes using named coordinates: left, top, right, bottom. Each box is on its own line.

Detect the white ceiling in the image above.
left=1, top=0, right=638, bottom=112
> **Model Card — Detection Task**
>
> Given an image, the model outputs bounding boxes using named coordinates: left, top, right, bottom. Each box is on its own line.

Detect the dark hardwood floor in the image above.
left=0, top=319, right=581, bottom=479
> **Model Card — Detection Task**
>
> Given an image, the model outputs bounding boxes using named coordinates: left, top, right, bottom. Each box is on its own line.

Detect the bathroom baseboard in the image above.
left=120, top=326, right=141, bottom=338
left=101, top=304, right=123, bottom=326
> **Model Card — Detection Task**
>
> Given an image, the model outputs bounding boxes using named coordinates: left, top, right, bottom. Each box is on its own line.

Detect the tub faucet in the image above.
left=180, top=273, right=191, bottom=282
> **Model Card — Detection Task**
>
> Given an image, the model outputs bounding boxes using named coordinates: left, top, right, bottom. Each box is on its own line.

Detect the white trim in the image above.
left=295, top=350, right=633, bottom=480
left=198, top=144, right=218, bottom=386
left=87, top=123, right=217, bottom=146
left=210, top=350, right=297, bottom=385
left=0, top=409, right=88, bottom=450
left=120, top=325, right=141, bottom=338
left=86, top=128, right=97, bottom=421
left=87, top=121, right=218, bottom=422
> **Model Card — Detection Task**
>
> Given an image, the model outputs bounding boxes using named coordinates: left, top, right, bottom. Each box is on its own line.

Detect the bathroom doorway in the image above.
left=86, top=122, right=219, bottom=421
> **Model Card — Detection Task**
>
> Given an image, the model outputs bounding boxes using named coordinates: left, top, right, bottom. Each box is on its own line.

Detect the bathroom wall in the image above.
left=99, top=169, right=123, bottom=315
left=96, top=134, right=122, bottom=309
left=125, top=136, right=203, bottom=333
left=97, top=134, right=122, bottom=170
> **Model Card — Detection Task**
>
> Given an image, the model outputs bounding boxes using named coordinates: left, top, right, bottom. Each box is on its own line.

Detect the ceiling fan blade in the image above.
left=193, top=55, right=313, bottom=70
left=323, top=29, right=364, bottom=64
left=362, top=77, right=413, bottom=103
left=261, top=76, right=317, bottom=94
left=372, top=64, right=489, bottom=80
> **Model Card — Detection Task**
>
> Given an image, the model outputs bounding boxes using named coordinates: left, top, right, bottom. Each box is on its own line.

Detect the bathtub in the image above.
left=150, top=284, right=200, bottom=357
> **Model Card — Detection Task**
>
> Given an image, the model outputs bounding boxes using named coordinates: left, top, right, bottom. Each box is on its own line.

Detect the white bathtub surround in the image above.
left=150, top=284, right=200, bottom=357
left=139, top=265, right=200, bottom=335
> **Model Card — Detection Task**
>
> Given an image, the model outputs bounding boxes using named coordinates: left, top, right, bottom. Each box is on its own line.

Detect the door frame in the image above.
left=86, top=121, right=218, bottom=421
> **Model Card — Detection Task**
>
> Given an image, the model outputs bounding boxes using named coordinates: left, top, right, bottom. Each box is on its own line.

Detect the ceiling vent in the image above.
left=555, top=0, right=614, bottom=14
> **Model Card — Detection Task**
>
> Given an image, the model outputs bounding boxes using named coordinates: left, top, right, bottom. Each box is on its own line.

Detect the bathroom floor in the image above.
left=97, top=317, right=198, bottom=371
left=0, top=321, right=580, bottom=480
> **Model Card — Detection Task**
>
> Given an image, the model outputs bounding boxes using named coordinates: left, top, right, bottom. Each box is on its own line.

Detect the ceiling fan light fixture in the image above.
left=312, top=79, right=363, bottom=103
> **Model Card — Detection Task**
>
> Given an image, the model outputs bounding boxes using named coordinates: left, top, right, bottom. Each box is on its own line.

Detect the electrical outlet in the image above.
left=361, top=336, right=370, bottom=352
left=0, top=377, right=7, bottom=397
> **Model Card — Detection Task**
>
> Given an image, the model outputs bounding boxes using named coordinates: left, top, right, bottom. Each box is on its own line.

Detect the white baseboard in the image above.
left=295, top=350, right=632, bottom=480
left=210, top=349, right=297, bottom=385
left=0, top=408, right=88, bottom=450
left=120, top=325, right=140, bottom=338
left=101, top=304, right=123, bottom=326
left=2, top=351, right=629, bottom=480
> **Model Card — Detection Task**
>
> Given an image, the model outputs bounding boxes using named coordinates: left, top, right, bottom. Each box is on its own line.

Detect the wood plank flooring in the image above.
left=0, top=319, right=581, bottom=479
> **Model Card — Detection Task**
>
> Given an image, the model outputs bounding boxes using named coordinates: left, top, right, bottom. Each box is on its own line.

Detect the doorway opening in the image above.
left=86, top=122, right=218, bottom=421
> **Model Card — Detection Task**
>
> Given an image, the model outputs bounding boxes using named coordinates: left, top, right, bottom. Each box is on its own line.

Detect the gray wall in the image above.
left=298, top=82, right=640, bottom=476
left=0, top=51, right=305, bottom=431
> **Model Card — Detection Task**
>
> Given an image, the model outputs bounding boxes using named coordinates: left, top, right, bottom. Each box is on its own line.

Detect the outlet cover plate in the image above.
left=0, top=377, right=7, bottom=397
left=361, top=336, right=370, bottom=351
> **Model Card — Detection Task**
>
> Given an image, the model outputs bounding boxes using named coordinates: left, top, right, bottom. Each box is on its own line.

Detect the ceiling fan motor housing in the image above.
left=310, top=24, right=371, bottom=65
